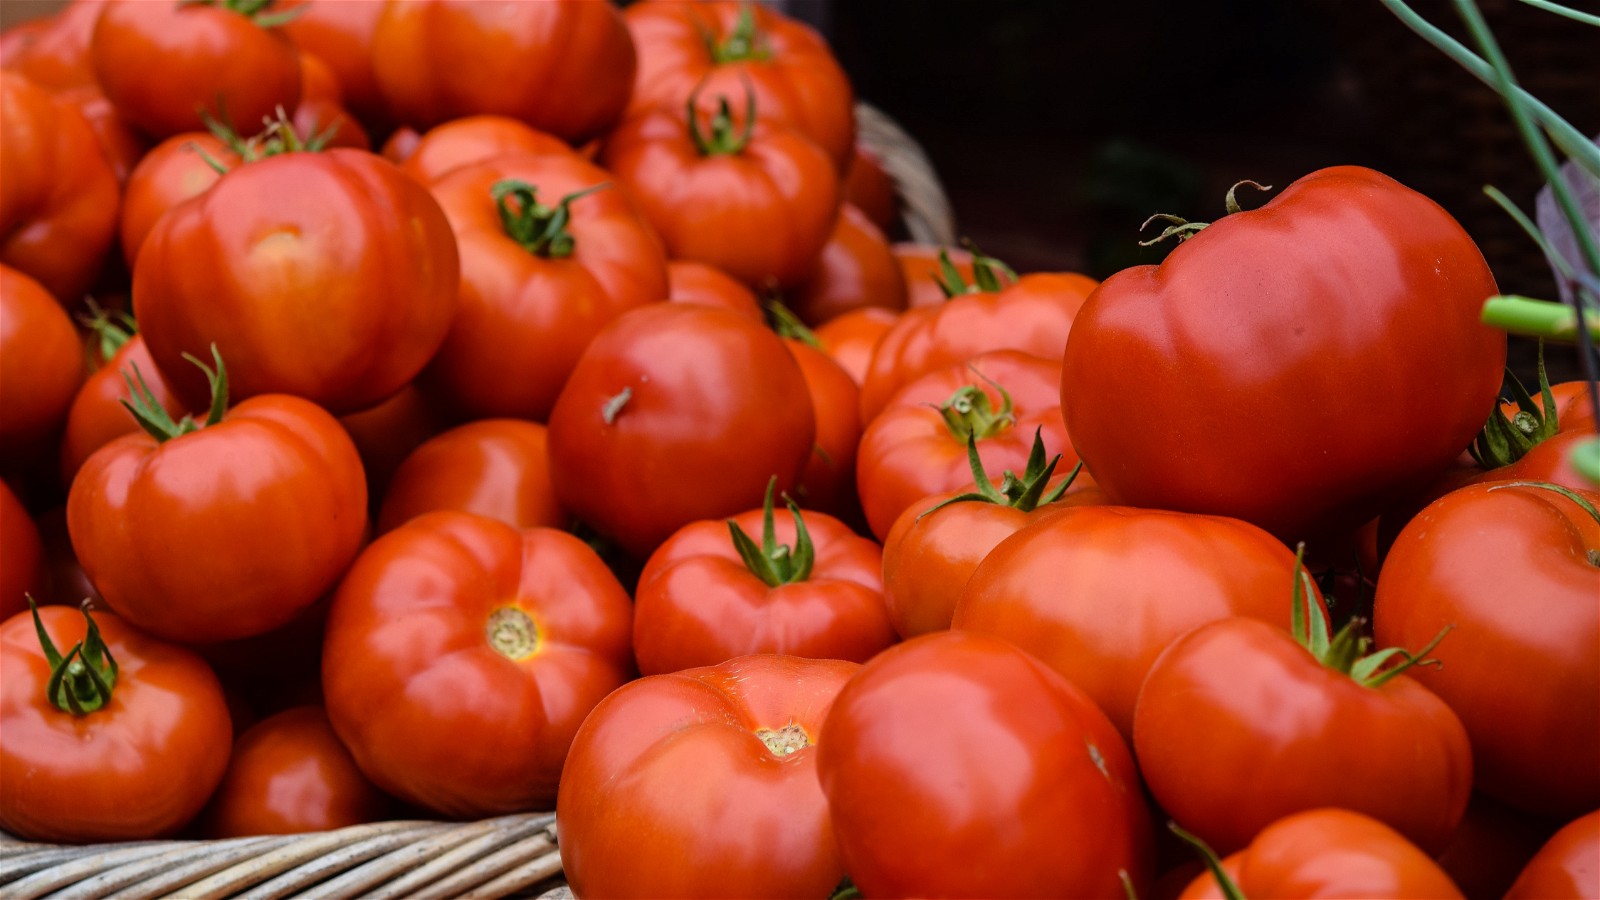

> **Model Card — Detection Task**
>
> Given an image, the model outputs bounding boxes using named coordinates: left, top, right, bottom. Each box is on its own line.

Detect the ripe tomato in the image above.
left=954, top=504, right=1324, bottom=738
left=59, top=332, right=190, bottom=485
left=0, top=0, right=103, bottom=92
left=335, top=384, right=446, bottom=510
left=786, top=336, right=864, bottom=520
left=895, top=243, right=975, bottom=309
left=812, top=305, right=898, bottom=386
left=418, top=154, right=667, bottom=421
left=0, top=604, right=232, bottom=842
left=372, top=0, right=634, bottom=144
left=119, top=132, right=238, bottom=267
left=133, top=148, right=459, bottom=414
left=817, top=631, right=1152, bottom=898
left=547, top=303, right=815, bottom=560
left=323, top=513, right=634, bottom=816
left=279, top=0, right=387, bottom=124
left=623, top=0, right=854, bottom=170
left=1505, top=810, right=1599, bottom=899
left=558, top=654, right=857, bottom=899
left=788, top=203, right=907, bottom=325
left=0, top=482, right=42, bottom=621
left=204, top=705, right=392, bottom=838
left=666, top=259, right=764, bottom=324
left=398, top=115, right=575, bottom=185
left=1178, top=808, right=1464, bottom=899
left=844, top=140, right=897, bottom=233
left=1374, top=481, right=1600, bottom=818
left=0, top=265, right=83, bottom=464
left=377, top=419, right=566, bottom=536
left=1062, top=167, right=1506, bottom=541
left=90, top=0, right=301, bottom=139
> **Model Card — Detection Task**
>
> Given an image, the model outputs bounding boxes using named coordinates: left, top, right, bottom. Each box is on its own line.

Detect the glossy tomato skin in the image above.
left=817, top=631, right=1153, bottom=898
left=90, top=0, right=301, bottom=139
left=323, top=514, right=634, bottom=817
left=1374, top=481, right=1600, bottom=818
left=558, top=654, right=857, bottom=899
left=336, top=384, right=446, bottom=511
left=118, top=132, right=236, bottom=268
left=813, top=305, right=898, bottom=387
left=0, top=265, right=83, bottom=462
left=787, top=338, right=863, bottom=520
left=1505, top=810, right=1599, bottom=900
left=0, top=482, right=43, bottom=621
left=377, top=419, right=566, bottom=536
left=789, top=202, right=907, bottom=325
left=399, top=115, right=575, bottom=186
left=203, top=705, right=393, bottom=838
left=418, top=153, right=667, bottom=421
left=633, top=506, right=892, bottom=675
left=1179, top=808, right=1464, bottom=899
left=665, top=259, right=764, bottom=324
left=547, top=303, right=816, bottom=560
left=1134, top=617, right=1472, bottom=854
left=133, top=149, right=460, bottom=414
left=954, top=505, right=1323, bottom=739
left=1063, top=166, right=1505, bottom=542
left=68, top=394, right=368, bottom=644
left=0, top=72, right=119, bottom=303
left=0, top=606, right=232, bottom=842
left=279, top=0, right=387, bottom=124
left=59, top=334, right=188, bottom=485
left=372, top=0, right=634, bottom=143
left=0, top=0, right=104, bottom=92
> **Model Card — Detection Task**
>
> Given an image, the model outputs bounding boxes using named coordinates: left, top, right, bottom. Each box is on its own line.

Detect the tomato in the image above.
left=133, top=148, right=460, bottom=415
left=119, top=132, right=237, bottom=267
left=0, top=604, right=232, bottom=842
left=812, top=305, right=898, bottom=386
left=0, top=482, right=43, bottom=621
left=417, top=154, right=667, bottom=422
left=817, top=631, right=1152, bottom=898
left=291, top=95, right=370, bottom=153
left=335, top=384, right=446, bottom=510
left=90, top=0, right=302, bottom=139
left=558, top=654, right=856, bottom=899
left=856, top=349, right=1073, bottom=540
left=1505, top=810, right=1599, bottom=899
left=547, top=303, right=815, bottom=560
left=204, top=705, right=392, bottom=838
left=843, top=140, right=897, bottom=233
left=623, top=0, right=854, bottom=170
left=1178, top=809, right=1464, bottom=899
left=371, top=0, right=634, bottom=144
left=666, top=259, right=764, bottom=324
left=1134, top=612, right=1472, bottom=854
left=0, top=0, right=103, bottom=91
left=1374, top=481, right=1600, bottom=818
left=895, top=243, right=975, bottom=309
left=56, top=84, right=146, bottom=183
left=377, top=419, right=566, bottom=536
left=633, top=484, right=892, bottom=675
left=1437, top=793, right=1570, bottom=899
left=68, top=354, right=368, bottom=644
left=399, top=115, right=575, bottom=185
left=59, top=332, right=190, bottom=485
left=0, top=72, right=119, bottom=303
left=786, top=203, right=907, bottom=327
left=602, top=89, right=839, bottom=289
left=0, top=265, right=83, bottom=465
left=787, top=337, right=864, bottom=520
left=1062, top=167, right=1506, bottom=542
left=323, top=513, right=634, bottom=817
left=279, top=0, right=387, bottom=125
left=954, top=504, right=1324, bottom=739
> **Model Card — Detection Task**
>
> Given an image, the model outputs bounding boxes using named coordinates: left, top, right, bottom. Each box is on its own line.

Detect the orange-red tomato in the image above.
left=787, top=338, right=863, bottom=520
left=336, top=384, right=446, bottom=509
left=0, top=265, right=83, bottom=463
left=844, top=141, right=897, bottom=233
left=398, top=115, right=575, bottom=185
left=0, top=482, right=42, bottom=621
left=895, top=243, right=975, bottom=309
left=1505, top=810, right=1599, bottom=900
left=377, top=419, right=566, bottom=536
left=0, top=0, right=104, bottom=92
left=788, top=203, right=907, bottom=325
left=278, top=0, right=387, bottom=125
left=813, top=305, right=899, bottom=387
left=118, top=132, right=236, bottom=268
left=59, top=333, right=189, bottom=485
left=665, top=259, right=764, bottom=324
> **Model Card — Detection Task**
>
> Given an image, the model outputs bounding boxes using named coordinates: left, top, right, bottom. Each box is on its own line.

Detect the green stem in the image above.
left=916, top=428, right=1079, bottom=520
left=726, top=478, right=814, bottom=587
left=1570, top=437, right=1600, bottom=486
left=78, top=301, right=136, bottom=367
left=491, top=180, right=608, bottom=258
left=710, top=3, right=770, bottom=62
left=119, top=345, right=227, bottom=442
left=1482, top=296, right=1600, bottom=342
left=1168, top=822, right=1246, bottom=900
left=1514, top=0, right=1600, bottom=27
left=766, top=299, right=821, bottom=348
left=686, top=84, right=756, bottom=157
left=30, top=598, right=119, bottom=717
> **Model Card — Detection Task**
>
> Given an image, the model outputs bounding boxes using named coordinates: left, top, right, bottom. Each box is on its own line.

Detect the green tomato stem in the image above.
left=1481, top=296, right=1600, bottom=343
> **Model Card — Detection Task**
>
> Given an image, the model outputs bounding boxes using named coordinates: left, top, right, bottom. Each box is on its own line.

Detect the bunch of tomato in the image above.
left=1, top=1, right=1596, bottom=898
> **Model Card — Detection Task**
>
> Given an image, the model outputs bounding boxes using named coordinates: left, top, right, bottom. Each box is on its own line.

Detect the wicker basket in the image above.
left=0, top=100, right=951, bottom=900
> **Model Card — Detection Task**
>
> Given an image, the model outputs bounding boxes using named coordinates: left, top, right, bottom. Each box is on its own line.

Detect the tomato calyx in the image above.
left=1470, top=342, right=1561, bottom=469
left=708, top=3, right=772, bottom=64
left=177, top=0, right=304, bottom=29
left=766, top=299, right=823, bottom=349
left=1138, top=179, right=1274, bottom=247
left=78, top=300, right=136, bottom=368
left=756, top=721, right=810, bottom=757
left=491, top=180, right=609, bottom=259
left=687, top=82, right=756, bottom=157
left=937, top=367, right=1017, bottom=442
left=920, top=428, right=1080, bottom=519
left=29, top=598, right=120, bottom=716
left=121, top=344, right=228, bottom=442
left=192, top=109, right=336, bottom=176
left=1169, top=821, right=1246, bottom=900
left=485, top=607, right=540, bottom=661
left=727, top=478, right=815, bottom=587
left=933, top=246, right=1017, bottom=298
left=1288, top=544, right=1451, bottom=688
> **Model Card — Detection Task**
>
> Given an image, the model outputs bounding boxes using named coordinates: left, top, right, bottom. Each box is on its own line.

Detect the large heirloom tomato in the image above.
left=323, top=513, right=634, bottom=817
left=1062, top=166, right=1505, bottom=541
left=817, top=631, right=1152, bottom=898
left=558, top=654, right=856, bottom=899
left=372, top=0, right=634, bottom=144
left=0, top=604, right=232, bottom=842
left=0, top=265, right=83, bottom=461
left=1374, top=481, right=1600, bottom=818
left=133, top=148, right=459, bottom=414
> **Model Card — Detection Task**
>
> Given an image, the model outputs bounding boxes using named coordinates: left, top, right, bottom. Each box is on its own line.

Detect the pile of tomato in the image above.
left=1, top=1, right=1596, bottom=898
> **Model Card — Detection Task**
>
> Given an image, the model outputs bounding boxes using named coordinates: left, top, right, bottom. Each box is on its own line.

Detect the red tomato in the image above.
left=204, top=705, right=392, bottom=838
left=290, top=96, right=370, bottom=152
left=1062, top=167, right=1506, bottom=541
left=633, top=487, right=892, bottom=675
left=418, top=154, right=667, bottom=421
left=398, top=115, right=575, bottom=185
left=59, top=333, right=190, bottom=485
left=844, top=140, right=897, bottom=233
left=558, top=654, right=857, bottom=898
left=90, top=0, right=301, bottom=138
left=895, top=243, right=975, bottom=309
left=954, top=504, right=1324, bottom=738
left=335, top=384, right=445, bottom=509
left=602, top=91, right=839, bottom=289
left=1178, top=808, right=1464, bottom=899
left=812, top=305, right=898, bottom=387
left=0, top=604, right=232, bottom=842
left=0, top=265, right=83, bottom=463
left=817, top=631, right=1153, bottom=898
left=1505, top=810, right=1599, bottom=900
left=1375, top=481, right=1600, bottom=818
left=787, top=338, right=864, bottom=521
left=0, top=0, right=103, bottom=91
left=56, top=84, right=146, bottom=183
left=665, top=259, right=764, bottom=324
left=278, top=0, right=387, bottom=125
left=547, top=303, right=816, bottom=560
left=68, top=356, right=368, bottom=644
left=624, top=0, right=854, bottom=170
left=377, top=419, right=566, bottom=536
left=372, top=0, right=634, bottom=143
left=323, top=513, right=635, bottom=816
left=856, top=349, right=1073, bottom=541
left=0, top=72, right=119, bottom=303
left=0, top=482, right=42, bottom=621
left=787, top=202, right=907, bottom=327
left=119, top=132, right=237, bottom=267
left=133, top=148, right=460, bottom=414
